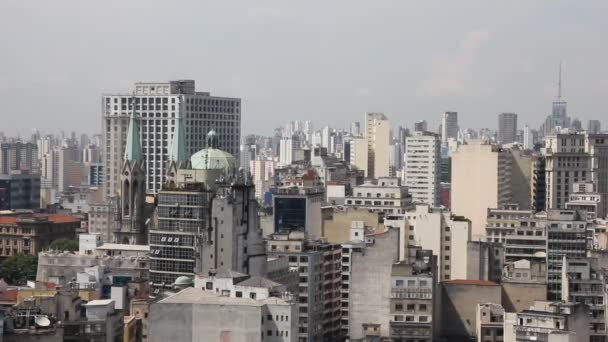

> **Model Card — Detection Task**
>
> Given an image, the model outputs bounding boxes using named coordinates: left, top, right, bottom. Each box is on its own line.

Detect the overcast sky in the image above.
left=1, top=0, right=607, bottom=136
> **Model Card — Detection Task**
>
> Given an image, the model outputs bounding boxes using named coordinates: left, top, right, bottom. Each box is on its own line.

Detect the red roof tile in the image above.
left=0, top=213, right=81, bottom=225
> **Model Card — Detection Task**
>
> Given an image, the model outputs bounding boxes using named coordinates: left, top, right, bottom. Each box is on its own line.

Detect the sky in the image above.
left=1, top=0, right=607, bottom=137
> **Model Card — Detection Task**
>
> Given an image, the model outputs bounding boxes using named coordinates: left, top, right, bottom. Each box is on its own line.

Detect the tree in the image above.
left=0, top=254, right=38, bottom=285
left=48, top=239, right=78, bottom=252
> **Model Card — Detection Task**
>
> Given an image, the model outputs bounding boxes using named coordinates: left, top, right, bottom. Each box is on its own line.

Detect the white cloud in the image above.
left=419, top=29, right=490, bottom=97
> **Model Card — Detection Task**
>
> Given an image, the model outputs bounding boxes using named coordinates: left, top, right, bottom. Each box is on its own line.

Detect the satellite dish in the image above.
left=35, top=316, right=51, bottom=327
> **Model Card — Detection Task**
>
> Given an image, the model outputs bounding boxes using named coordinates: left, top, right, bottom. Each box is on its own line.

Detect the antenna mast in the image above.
left=558, top=62, right=563, bottom=100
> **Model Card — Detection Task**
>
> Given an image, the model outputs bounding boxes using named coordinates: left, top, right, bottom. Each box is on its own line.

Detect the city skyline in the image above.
left=2, top=1, right=608, bottom=136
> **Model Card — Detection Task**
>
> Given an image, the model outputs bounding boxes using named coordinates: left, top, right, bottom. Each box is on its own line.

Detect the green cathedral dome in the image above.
left=190, top=130, right=237, bottom=174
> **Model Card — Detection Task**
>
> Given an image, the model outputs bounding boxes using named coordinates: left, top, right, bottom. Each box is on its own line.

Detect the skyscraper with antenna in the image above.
left=551, top=62, right=569, bottom=127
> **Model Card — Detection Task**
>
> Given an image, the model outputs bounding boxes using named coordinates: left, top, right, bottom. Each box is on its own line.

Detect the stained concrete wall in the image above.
left=349, top=228, right=400, bottom=340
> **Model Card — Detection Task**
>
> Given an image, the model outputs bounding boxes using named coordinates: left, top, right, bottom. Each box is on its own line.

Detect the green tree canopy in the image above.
left=0, top=254, right=37, bottom=285
left=48, top=239, right=79, bottom=252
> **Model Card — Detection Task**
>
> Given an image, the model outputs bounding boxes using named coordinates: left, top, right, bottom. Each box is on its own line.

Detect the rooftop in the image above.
left=84, top=299, right=114, bottom=306
left=96, top=244, right=150, bottom=252
left=445, top=279, right=499, bottom=286
left=158, top=287, right=289, bottom=306
left=0, top=214, right=81, bottom=225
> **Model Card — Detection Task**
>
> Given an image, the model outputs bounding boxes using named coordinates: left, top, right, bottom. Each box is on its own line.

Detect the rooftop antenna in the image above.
left=558, top=61, right=563, bottom=100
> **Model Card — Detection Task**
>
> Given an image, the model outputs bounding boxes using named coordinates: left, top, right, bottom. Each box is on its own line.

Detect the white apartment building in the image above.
left=279, top=136, right=295, bottom=166
left=344, top=177, right=412, bottom=214
left=404, top=131, right=441, bottom=207
left=102, top=80, right=240, bottom=196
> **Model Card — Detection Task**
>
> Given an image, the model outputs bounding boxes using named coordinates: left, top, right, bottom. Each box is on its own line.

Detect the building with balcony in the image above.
left=266, top=231, right=342, bottom=342
left=503, top=301, right=589, bottom=342
left=344, top=177, right=412, bottom=214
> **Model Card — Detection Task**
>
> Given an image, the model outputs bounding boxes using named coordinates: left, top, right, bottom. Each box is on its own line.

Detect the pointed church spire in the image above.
left=169, top=101, right=187, bottom=163
left=124, top=96, right=143, bottom=162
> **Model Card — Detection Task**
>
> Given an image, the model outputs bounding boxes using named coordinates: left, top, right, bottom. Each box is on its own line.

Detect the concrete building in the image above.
left=365, top=112, right=391, bottom=179
left=438, top=280, right=502, bottom=340
left=406, top=205, right=471, bottom=281
left=404, top=131, right=441, bottom=207
left=565, top=181, right=603, bottom=219
left=63, top=299, right=124, bottom=342
left=452, top=143, right=512, bottom=240
left=349, top=227, right=398, bottom=340
left=279, top=136, right=296, bottom=167
left=588, top=120, right=602, bottom=134
left=150, top=286, right=296, bottom=342
left=475, top=303, right=504, bottom=342
left=546, top=210, right=587, bottom=300
left=345, top=177, right=411, bottom=214
left=0, top=170, right=40, bottom=210
left=350, top=137, right=368, bottom=175
left=498, top=113, right=518, bottom=144
left=0, top=142, right=39, bottom=174
left=266, top=231, right=342, bottom=342
left=102, top=80, right=241, bottom=197
left=272, top=180, right=324, bottom=240
left=414, top=120, right=428, bottom=132
left=503, top=301, right=589, bottom=342
left=560, top=257, right=607, bottom=339
left=0, top=213, right=80, bottom=257
left=388, top=248, right=436, bottom=342
left=441, top=111, right=459, bottom=146
left=502, top=259, right=547, bottom=313
left=543, top=132, right=608, bottom=217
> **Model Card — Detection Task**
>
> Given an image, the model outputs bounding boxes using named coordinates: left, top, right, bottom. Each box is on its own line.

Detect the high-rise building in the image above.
left=451, top=143, right=512, bottom=239
left=523, top=125, right=535, bottom=150
left=441, top=111, right=458, bottom=145
left=151, top=131, right=265, bottom=288
left=366, top=112, right=391, bottom=179
left=0, top=170, right=40, bottom=210
left=543, top=132, right=608, bottom=217
left=498, top=112, right=518, bottom=144
left=414, top=120, right=428, bottom=132
left=279, top=136, right=295, bottom=167
left=0, top=142, right=39, bottom=175
left=351, top=121, right=361, bottom=136
left=102, top=80, right=241, bottom=197
left=588, top=120, right=601, bottom=134
left=404, top=131, right=441, bottom=207
left=266, top=231, right=342, bottom=342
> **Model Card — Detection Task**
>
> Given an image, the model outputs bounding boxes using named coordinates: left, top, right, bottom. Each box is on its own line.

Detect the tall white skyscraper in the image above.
left=279, top=136, right=295, bottom=166
left=404, top=131, right=441, bottom=207
left=523, top=125, right=533, bottom=150
left=102, top=80, right=241, bottom=197
left=441, top=111, right=458, bottom=145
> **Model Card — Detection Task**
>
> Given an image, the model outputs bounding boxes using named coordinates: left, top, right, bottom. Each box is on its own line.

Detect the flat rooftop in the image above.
left=158, top=287, right=289, bottom=306
left=96, top=244, right=150, bottom=252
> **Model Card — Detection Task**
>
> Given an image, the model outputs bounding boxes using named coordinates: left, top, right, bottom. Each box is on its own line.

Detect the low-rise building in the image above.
left=63, top=299, right=124, bottom=342
left=503, top=301, right=589, bottom=342
left=344, top=177, right=412, bottom=214
left=149, top=286, right=297, bottom=342
left=476, top=303, right=504, bottom=342
left=0, top=213, right=80, bottom=257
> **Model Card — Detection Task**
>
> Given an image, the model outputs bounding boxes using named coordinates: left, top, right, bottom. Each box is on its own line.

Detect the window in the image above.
left=395, top=304, right=403, bottom=311
left=419, top=316, right=428, bottom=322
left=419, top=304, right=427, bottom=311
left=205, top=282, right=213, bottom=290
left=396, top=280, right=404, bottom=287
left=250, top=292, right=256, bottom=299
